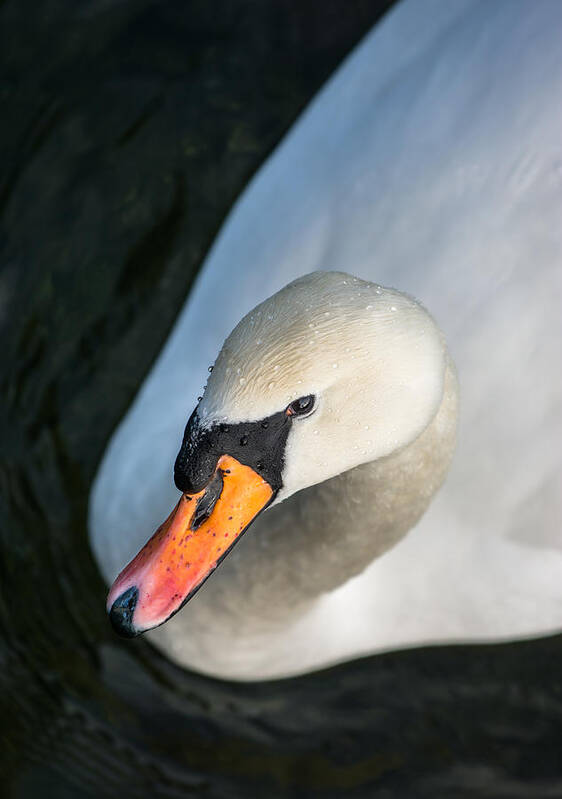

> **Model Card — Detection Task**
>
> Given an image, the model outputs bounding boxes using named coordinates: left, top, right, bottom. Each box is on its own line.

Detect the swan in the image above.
left=90, top=0, right=562, bottom=681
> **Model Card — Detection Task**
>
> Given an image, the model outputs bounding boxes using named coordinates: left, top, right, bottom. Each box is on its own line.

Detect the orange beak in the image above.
left=106, top=454, right=273, bottom=636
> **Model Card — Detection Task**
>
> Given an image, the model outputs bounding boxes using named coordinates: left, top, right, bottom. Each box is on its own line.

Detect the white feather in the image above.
left=90, top=0, right=562, bottom=679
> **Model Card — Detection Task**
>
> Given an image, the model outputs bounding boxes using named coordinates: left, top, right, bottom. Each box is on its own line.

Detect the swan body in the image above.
left=90, top=0, right=562, bottom=680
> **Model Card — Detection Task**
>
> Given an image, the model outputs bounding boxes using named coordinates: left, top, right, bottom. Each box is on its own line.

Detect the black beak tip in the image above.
left=109, top=585, right=140, bottom=638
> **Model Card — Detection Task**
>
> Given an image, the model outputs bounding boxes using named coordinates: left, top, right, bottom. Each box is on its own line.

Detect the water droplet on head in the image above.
left=240, top=435, right=248, bottom=446
left=239, top=377, right=246, bottom=385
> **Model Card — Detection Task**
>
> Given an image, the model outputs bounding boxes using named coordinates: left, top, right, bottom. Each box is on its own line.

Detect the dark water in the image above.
left=1, top=1, right=562, bottom=797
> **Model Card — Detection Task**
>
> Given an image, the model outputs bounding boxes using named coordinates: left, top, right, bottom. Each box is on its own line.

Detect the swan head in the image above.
left=197, top=271, right=446, bottom=503
left=107, top=271, right=447, bottom=637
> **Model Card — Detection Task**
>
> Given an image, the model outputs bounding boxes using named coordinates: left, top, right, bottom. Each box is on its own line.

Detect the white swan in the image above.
left=90, top=0, right=562, bottom=681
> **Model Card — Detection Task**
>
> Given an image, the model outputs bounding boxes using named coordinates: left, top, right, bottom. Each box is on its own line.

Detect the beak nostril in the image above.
left=109, top=585, right=139, bottom=638
left=191, top=469, right=224, bottom=530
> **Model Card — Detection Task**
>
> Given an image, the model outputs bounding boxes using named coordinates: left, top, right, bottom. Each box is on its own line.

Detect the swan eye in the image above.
left=286, top=395, right=315, bottom=417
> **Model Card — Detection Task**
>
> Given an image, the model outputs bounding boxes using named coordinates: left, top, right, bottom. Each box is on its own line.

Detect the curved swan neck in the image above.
left=264, top=354, right=459, bottom=601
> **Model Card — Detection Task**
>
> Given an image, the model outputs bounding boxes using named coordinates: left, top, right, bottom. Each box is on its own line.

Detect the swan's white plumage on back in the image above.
left=90, top=0, right=562, bottom=679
